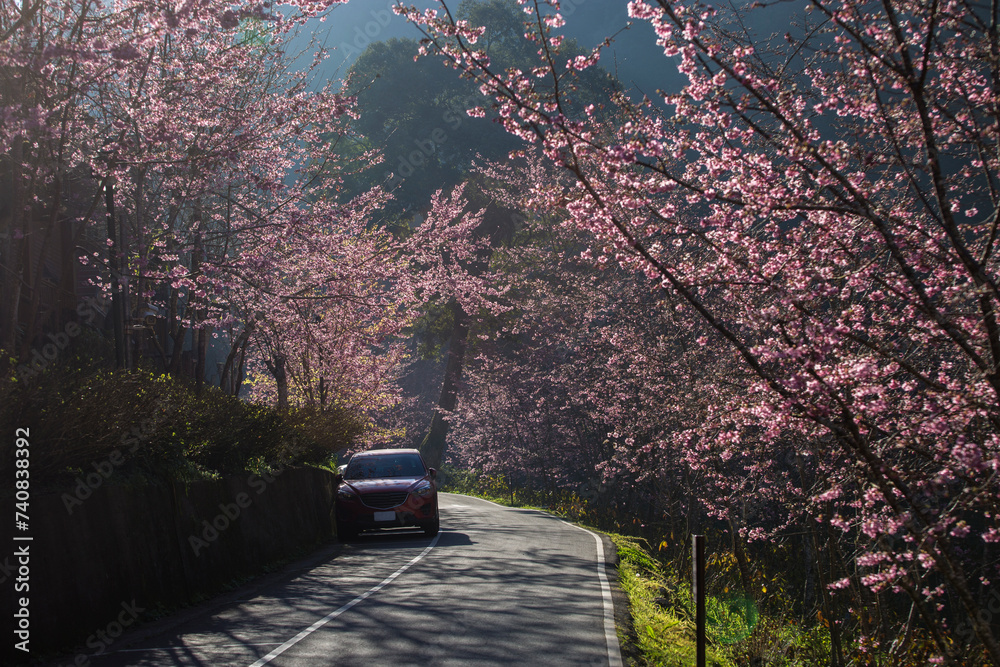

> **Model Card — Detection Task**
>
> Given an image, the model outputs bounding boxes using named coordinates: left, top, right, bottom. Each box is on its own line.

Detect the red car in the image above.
left=335, top=448, right=439, bottom=539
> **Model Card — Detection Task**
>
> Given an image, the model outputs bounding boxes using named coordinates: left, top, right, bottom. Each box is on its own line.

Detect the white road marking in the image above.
left=570, top=523, right=624, bottom=667
left=247, top=534, right=441, bottom=667
left=117, top=643, right=283, bottom=653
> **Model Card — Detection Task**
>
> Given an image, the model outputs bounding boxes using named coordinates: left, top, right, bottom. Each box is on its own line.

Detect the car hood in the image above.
left=342, top=477, right=427, bottom=493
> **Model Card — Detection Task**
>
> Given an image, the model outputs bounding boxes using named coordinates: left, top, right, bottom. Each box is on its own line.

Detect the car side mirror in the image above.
left=428, top=467, right=437, bottom=479
left=333, top=472, right=343, bottom=485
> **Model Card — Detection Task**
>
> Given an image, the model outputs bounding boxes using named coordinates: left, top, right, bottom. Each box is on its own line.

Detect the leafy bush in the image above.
left=0, top=363, right=367, bottom=487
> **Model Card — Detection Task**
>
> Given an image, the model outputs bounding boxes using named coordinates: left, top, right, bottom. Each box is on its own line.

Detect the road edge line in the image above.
left=445, top=493, right=623, bottom=666
left=572, top=524, right=625, bottom=667
left=247, top=533, right=441, bottom=667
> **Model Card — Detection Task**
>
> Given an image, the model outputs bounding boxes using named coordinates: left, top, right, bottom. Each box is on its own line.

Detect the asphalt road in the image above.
left=61, top=493, right=623, bottom=666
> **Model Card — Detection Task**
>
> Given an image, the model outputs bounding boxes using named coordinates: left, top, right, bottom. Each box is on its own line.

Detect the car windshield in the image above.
left=344, top=454, right=425, bottom=480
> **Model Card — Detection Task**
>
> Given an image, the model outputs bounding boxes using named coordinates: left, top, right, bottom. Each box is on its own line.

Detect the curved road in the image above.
left=74, top=493, right=623, bottom=666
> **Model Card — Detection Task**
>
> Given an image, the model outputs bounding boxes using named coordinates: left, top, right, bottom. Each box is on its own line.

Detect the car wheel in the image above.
left=337, top=519, right=357, bottom=541
left=421, top=515, right=439, bottom=537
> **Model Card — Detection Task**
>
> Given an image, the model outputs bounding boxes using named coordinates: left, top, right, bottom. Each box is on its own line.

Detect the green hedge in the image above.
left=0, top=364, right=366, bottom=487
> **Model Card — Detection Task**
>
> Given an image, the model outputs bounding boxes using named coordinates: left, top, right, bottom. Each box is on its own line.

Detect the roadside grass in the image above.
left=612, top=534, right=731, bottom=666
left=607, top=534, right=836, bottom=666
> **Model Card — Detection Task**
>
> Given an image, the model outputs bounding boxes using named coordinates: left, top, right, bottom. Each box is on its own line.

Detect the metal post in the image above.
left=693, top=534, right=706, bottom=667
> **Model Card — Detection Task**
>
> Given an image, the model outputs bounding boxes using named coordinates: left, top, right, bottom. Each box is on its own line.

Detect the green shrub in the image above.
left=0, top=363, right=366, bottom=487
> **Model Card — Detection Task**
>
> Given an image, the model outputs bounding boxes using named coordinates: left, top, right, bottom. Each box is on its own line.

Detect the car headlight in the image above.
left=411, top=481, right=433, bottom=498
left=337, top=486, right=357, bottom=501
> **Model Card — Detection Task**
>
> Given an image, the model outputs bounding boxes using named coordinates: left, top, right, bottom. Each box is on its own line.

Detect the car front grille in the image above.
left=360, top=491, right=408, bottom=509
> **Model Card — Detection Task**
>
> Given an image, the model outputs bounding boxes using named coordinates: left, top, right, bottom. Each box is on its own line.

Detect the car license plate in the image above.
left=374, top=511, right=395, bottom=522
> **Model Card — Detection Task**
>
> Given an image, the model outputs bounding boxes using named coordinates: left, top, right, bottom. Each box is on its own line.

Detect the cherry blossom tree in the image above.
left=2, top=0, right=488, bottom=451
left=2, top=0, right=353, bottom=365
left=75, top=2, right=367, bottom=386
left=234, top=184, right=489, bottom=418
left=398, top=0, right=1000, bottom=660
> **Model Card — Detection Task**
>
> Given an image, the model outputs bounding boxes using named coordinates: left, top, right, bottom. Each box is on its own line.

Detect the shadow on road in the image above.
left=342, top=527, right=473, bottom=548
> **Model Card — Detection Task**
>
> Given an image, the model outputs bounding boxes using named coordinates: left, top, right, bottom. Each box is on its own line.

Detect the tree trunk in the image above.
left=235, top=338, right=249, bottom=396
left=220, top=324, right=252, bottom=395
left=1, top=85, right=26, bottom=360
left=270, top=352, right=288, bottom=412
left=416, top=195, right=517, bottom=469
left=105, top=180, right=126, bottom=369
left=194, top=326, right=207, bottom=394
left=167, top=287, right=185, bottom=374
left=191, top=206, right=204, bottom=391
left=419, top=299, right=470, bottom=469
left=727, top=517, right=754, bottom=594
